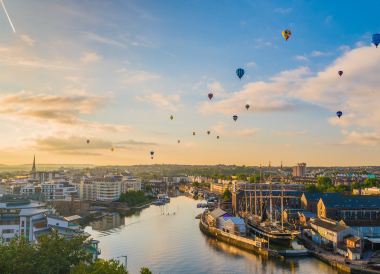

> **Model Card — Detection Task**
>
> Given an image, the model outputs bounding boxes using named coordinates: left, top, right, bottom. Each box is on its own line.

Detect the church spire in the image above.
left=32, top=155, right=36, bottom=173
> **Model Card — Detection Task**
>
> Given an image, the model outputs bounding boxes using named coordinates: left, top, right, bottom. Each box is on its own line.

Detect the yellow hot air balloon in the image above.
left=282, top=29, right=292, bottom=41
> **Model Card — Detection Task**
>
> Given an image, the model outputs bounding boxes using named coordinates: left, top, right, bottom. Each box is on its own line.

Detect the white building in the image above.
left=94, top=179, right=121, bottom=202
left=41, top=180, right=77, bottom=201
left=0, top=197, right=48, bottom=243
left=121, top=175, right=142, bottom=192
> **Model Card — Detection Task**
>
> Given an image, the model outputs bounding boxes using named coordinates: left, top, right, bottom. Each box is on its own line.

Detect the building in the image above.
left=310, top=218, right=354, bottom=251
left=293, top=163, right=307, bottom=177
left=210, top=181, right=231, bottom=195
left=218, top=216, right=246, bottom=236
left=317, top=194, right=380, bottom=226
left=206, top=208, right=229, bottom=227
left=121, top=175, right=142, bottom=192
left=41, top=180, right=77, bottom=201
left=301, top=192, right=342, bottom=214
left=0, top=196, right=48, bottom=243
left=94, top=178, right=122, bottom=202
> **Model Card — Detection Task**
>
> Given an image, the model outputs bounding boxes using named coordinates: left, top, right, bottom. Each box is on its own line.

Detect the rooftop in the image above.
left=321, top=195, right=380, bottom=209
left=311, top=218, right=350, bottom=233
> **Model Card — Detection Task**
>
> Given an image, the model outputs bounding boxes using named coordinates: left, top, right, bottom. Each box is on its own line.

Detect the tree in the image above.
left=316, top=176, right=333, bottom=192
left=36, top=231, right=91, bottom=274
left=305, top=184, right=318, bottom=193
left=71, top=260, right=128, bottom=274
left=222, top=189, right=232, bottom=201
left=140, top=267, right=153, bottom=274
left=0, top=236, right=38, bottom=274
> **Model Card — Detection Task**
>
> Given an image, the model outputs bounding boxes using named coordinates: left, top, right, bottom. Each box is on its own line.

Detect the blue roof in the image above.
left=322, top=195, right=380, bottom=209
left=223, top=216, right=245, bottom=225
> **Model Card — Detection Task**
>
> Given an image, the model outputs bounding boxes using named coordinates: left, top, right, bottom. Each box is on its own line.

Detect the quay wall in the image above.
left=199, top=215, right=274, bottom=258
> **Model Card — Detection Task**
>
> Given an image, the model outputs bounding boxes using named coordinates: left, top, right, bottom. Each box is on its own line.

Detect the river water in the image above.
left=85, top=196, right=340, bottom=274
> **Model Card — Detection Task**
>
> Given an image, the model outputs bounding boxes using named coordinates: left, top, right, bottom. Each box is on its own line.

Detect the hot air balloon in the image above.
left=86, top=139, right=90, bottom=144
left=193, top=131, right=196, bottom=136
left=207, top=130, right=210, bottom=135
left=150, top=151, right=154, bottom=159
left=372, top=34, right=380, bottom=48
left=236, top=68, right=245, bottom=79
left=233, top=115, right=238, bottom=122
left=282, top=29, right=292, bottom=41
left=111, top=147, right=114, bottom=152
left=338, top=70, right=343, bottom=77
left=217, top=136, right=220, bottom=139
left=208, top=93, right=213, bottom=100
left=177, top=140, right=180, bottom=144
left=245, top=104, right=250, bottom=110
left=336, top=111, right=343, bottom=119
left=170, top=115, right=173, bottom=120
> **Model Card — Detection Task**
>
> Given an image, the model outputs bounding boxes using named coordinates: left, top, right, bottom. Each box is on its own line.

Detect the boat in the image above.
left=157, top=194, right=170, bottom=203
left=152, top=199, right=165, bottom=206
left=244, top=164, right=300, bottom=247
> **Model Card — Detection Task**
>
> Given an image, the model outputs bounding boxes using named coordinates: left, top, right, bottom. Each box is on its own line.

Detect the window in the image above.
left=21, top=220, right=25, bottom=227
left=2, top=229, right=14, bottom=234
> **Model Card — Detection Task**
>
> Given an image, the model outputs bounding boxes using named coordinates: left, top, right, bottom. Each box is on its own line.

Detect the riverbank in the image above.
left=199, top=213, right=285, bottom=260
left=301, top=235, right=380, bottom=273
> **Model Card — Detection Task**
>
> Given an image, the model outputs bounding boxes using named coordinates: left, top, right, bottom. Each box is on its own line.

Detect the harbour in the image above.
left=85, top=196, right=340, bottom=274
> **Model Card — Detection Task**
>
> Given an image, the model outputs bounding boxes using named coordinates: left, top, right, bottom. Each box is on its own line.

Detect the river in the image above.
left=85, top=196, right=341, bottom=274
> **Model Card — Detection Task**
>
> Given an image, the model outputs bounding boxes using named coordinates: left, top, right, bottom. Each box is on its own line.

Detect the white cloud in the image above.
left=237, top=128, right=260, bottom=137
left=342, top=131, right=380, bottom=145
left=81, top=51, right=102, bottom=64
left=246, top=61, right=257, bottom=68
left=84, top=32, right=125, bottom=47
left=119, top=68, right=160, bottom=84
left=310, top=50, right=332, bottom=57
left=198, top=46, right=380, bottom=146
left=135, top=92, right=181, bottom=112
left=274, top=8, right=292, bottom=14
left=274, top=130, right=307, bottom=136
left=295, top=55, right=309, bottom=62
left=19, top=34, right=35, bottom=46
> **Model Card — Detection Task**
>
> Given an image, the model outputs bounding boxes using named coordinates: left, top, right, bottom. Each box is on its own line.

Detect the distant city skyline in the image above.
left=0, top=1, right=379, bottom=166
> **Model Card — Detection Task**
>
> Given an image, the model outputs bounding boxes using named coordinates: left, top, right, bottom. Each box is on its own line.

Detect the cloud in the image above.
left=274, top=130, right=307, bottom=136
left=237, top=128, right=260, bottom=137
left=0, top=91, right=129, bottom=132
left=135, top=92, right=181, bottom=112
left=33, top=136, right=156, bottom=155
left=295, top=55, right=309, bottom=62
left=19, top=34, right=35, bottom=46
left=84, top=32, right=125, bottom=47
left=119, top=68, right=160, bottom=84
left=310, top=50, right=332, bottom=57
left=81, top=51, right=102, bottom=63
left=254, top=38, right=272, bottom=49
left=207, top=81, right=228, bottom=98
left=342, top=131, right=380, bottom=145
left=246, top=61, right=257, bottom=68
left=198, top=46, right=380, bottom=146
left=274, top=8, right=292, bottom=14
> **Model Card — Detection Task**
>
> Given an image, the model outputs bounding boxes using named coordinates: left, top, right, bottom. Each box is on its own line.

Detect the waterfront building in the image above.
left=146, top=179, right=167, bottom=194
left=317, top=195, right=380, bottom=226
left=41, top=180, right=77, bottom=201
left=292, top=163, right=307, bottom=177
left=94, top=177, right=122, bottom=202
left=0, top=196, right=48, bottom=243
left=301, top=192, right=341, bottom=214
left=310, top=218, right=355, bottom=252
left=210, top=181, right=231, bottom=195
left=206, top=208, right=229, bottom=227
left=353, top=187, right=380, bottom=195
left=218, top=216, right=246, bottom=236
left=121, top=175, right=142, bottom=192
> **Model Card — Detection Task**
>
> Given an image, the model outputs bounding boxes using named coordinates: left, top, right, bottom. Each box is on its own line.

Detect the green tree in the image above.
left=305, top=184, right=318, bottom=193
left=140, top=267, right=153, bottom=274
left=363, top=178, right=379, bottom=188
left=222, top=189, right=232, bottom=201
left=317, top=176, right=333, bottom=192
left=71, top=259, right=128, bottom=274
left=0, top=236, right=38, bottom=274
left=36, top=231, right=91, bottom=274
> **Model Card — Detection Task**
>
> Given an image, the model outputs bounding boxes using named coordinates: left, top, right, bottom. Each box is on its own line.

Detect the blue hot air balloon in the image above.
left=236, top=68, right=245, bottom=79
left=336, top=111, right=343, bottom=119
left=372, top=34, right=380, bottom=48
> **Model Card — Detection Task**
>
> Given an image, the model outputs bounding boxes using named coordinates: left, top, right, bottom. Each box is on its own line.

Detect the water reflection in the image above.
left=90, top=213, right=125, bottom=231
left=85, top=196, right=341, bottom=274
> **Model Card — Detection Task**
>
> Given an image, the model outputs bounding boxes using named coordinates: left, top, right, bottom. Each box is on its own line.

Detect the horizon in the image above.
left=0, top=1, right=379, bottom=166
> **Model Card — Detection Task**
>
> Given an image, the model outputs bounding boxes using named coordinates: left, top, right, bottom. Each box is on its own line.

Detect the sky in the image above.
left=0, top=0, right=379, bottom=166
